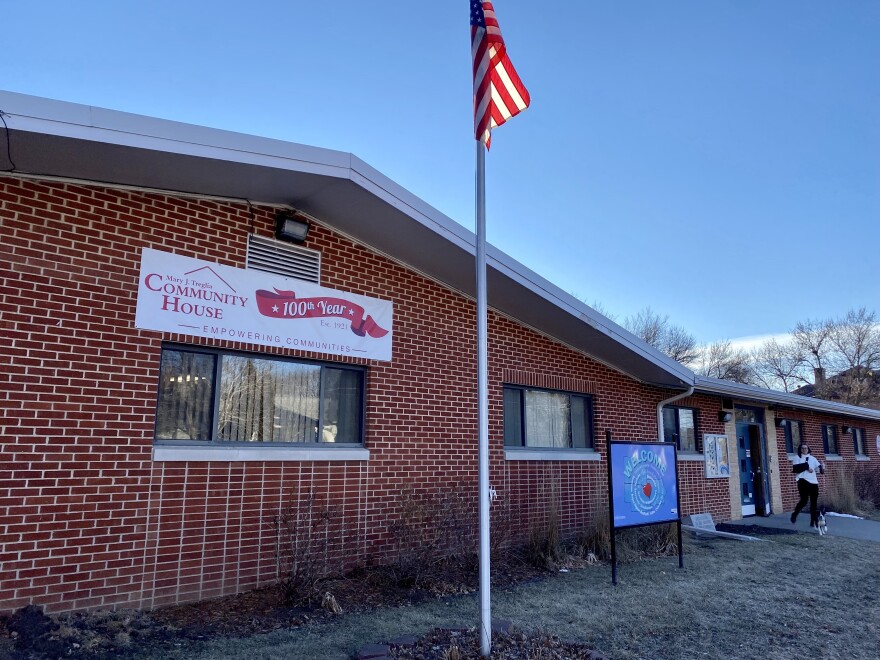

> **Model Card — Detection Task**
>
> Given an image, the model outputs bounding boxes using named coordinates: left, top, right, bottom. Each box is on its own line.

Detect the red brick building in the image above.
left=1, top=92, right=877, bottom=614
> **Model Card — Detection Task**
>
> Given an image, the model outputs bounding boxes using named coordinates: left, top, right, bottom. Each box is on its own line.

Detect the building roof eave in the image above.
left=695, top=376, right=880, bottom=422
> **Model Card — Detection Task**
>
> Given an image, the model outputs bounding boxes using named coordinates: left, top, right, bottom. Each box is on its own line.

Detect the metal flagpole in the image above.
left=475, top=140, right=491, bottom=658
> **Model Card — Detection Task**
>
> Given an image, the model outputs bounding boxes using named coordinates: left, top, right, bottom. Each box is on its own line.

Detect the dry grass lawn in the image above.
left=132, top=531, right=879, bottom=659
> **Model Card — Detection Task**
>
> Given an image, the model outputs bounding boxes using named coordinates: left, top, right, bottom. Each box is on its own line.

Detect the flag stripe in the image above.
left=471, top=1, right=529, bottom=148
left=492, top=60, right=527, bottom=115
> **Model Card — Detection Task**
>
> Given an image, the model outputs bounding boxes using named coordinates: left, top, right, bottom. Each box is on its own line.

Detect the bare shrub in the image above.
left=575, top=510, right=678, bottom=563
left=853, top=463, right=880, bottom=509
left=527, top=478, right=562, bottom=570
left=576, top=512, right=612, bottom=562
left=274, top=490, right=339, bottom=606
left=625, top=523, right=679, bottom=558
left=321, top=592, right=342, bottom=615
left=388, top=487, right=435, bottom=587
left=824, top=468, right=860, bottom=515
left=434, top=484, right=473, bottom=558
left=388, top=485, right=473, bottom=587
left=490, top=492, right=514, bottom=560
left=442, top=645, right=462, bottom=660
left=825, top=464, right=879, bottom=516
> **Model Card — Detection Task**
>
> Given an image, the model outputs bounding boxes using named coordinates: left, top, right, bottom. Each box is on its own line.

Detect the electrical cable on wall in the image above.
left=0, top=110, right=17, bottom=172
left=247, top=199, right=256, bottom=234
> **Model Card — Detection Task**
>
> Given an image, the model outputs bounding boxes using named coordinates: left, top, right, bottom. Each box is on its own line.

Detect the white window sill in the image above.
left=787, top=453, right=798, bottom=461
left=855, top=455, right=871, bottom=462
left=153, top=445, right=370, bottom=462
left=825, top=454, right=843, bottom=462
left=504, top=449, right=601, bottom=462
left=678, top=453, right=705, bottom=462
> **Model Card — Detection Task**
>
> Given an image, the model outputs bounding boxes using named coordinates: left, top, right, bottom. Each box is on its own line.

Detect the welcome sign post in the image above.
left=605, top=431, right=683, bottom=585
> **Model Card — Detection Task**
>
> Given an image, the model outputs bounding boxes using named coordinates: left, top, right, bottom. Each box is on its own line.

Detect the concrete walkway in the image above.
left=726, top=512, right=880, bottom=542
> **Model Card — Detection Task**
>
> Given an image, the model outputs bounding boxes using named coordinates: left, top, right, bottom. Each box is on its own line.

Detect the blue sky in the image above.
left=2, top=1, right=877, bottom=344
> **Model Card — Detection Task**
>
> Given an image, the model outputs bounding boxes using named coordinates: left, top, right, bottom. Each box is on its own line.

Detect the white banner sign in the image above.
left=135, top=248, right=393, bottom=361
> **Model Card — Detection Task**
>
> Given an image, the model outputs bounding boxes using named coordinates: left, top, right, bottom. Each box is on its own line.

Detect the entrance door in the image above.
left=735, top=407, right=770, bottom=517
left=735, top=423, right=756, bottom=516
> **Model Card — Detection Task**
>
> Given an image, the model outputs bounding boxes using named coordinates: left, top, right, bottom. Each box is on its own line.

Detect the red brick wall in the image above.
left=1, top=176, right=876, bottom=614
left=664, top=393, right=731, bottom=520
left=771, top=407, right=880, bottom=512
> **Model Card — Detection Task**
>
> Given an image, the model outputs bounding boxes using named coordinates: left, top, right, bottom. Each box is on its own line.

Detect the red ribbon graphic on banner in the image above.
left=255, top=289, right=389, bottom=338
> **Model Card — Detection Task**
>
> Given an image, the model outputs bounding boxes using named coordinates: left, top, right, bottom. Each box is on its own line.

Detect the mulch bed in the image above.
left=714, top=523, right=798, bottom=536
left=385, top=627, right=607, bottom=659
left=0, top=550, right=554, bottom=660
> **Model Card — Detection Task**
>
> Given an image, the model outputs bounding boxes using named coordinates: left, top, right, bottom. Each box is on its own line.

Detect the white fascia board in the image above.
left=0, top=90, right=352, bottom=179
left=695, top=376, right=880, bottom=421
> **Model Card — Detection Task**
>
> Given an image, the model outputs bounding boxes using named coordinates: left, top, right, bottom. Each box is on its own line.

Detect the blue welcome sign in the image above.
left=609, top=441, right=679, bottom=529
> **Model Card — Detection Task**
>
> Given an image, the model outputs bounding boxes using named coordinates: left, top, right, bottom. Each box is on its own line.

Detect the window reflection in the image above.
left=154, top=348, right=364, bottom=445
left=156, top=351, right=216, bottom=440
left=218, top=356, right=320, bottom=443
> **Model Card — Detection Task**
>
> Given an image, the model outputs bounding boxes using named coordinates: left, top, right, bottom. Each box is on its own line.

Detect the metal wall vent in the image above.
left=246, top=234, right=321, bottom=284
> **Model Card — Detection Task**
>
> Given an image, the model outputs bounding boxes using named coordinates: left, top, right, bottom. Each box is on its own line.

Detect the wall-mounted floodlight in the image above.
left=275, top=210, right=311, bottom=243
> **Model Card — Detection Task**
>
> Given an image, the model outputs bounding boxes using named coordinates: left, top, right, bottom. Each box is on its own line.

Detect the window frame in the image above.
left=662, top=405, right=700, bottom=453
left=153, top=343, right=367, bottom=447
left=852, top=427, right=867, bottom=456
left=821, top=423, right=839, bottom=456
left=502, top=384, right=595, bottom=451
left=781, top=419, right=804, bottom=455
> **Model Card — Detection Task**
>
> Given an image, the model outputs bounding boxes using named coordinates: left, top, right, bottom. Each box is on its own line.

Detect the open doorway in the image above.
left=734, top=406, right=771, bottom=517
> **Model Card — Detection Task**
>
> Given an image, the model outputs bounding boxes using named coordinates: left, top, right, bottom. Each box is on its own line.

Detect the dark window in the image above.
left=155, top=346, right=365, bottom=445
left=781, top=420, right=804, bottom=454
left=853, top=428, right=866, bottom=456
left=503, top=385, right=594, bottom=449
left=663, top=406, right=698, bottom=452
left=822, top=424, right=839, bottom=455
left=156, top=350, right=216, bottom=440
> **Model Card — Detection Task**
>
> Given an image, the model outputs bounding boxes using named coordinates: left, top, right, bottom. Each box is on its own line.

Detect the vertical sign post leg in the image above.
left=674, top=445, right=684, bottom=569
left=604, top=429, right=618, bottom=585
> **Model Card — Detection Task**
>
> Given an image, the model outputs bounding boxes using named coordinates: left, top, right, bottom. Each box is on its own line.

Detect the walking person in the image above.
left=790, top=442, right=822, bottom=526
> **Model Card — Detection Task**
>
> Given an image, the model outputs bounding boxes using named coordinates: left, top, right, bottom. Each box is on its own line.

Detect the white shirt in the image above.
left=792, top=454, right=821, bottom=485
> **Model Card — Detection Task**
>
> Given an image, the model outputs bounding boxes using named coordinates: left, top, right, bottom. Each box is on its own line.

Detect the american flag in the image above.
left=471, top=0, right=530, bottom=148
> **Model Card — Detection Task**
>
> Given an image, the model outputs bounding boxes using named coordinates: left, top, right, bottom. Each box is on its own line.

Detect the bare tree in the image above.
left=826, top=308, right=880, bottom=406
left=828, top=308, right=880, bottom=371
left=751, top=338, right=807, bottom=392
left=699, top=340, right=753, bottom=384
left=623, top=307, right=700, bottom=366
left=788, top=317, right=836, bottom=398
left=570, top=298, right=880, bottom=406
left=792, top=318, right=834, bottom=372
left=779, top=308, right=880, bottom=407
left=625, top=308, right=664, bottom=346
left=664, top=324, right=702, bottom=366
